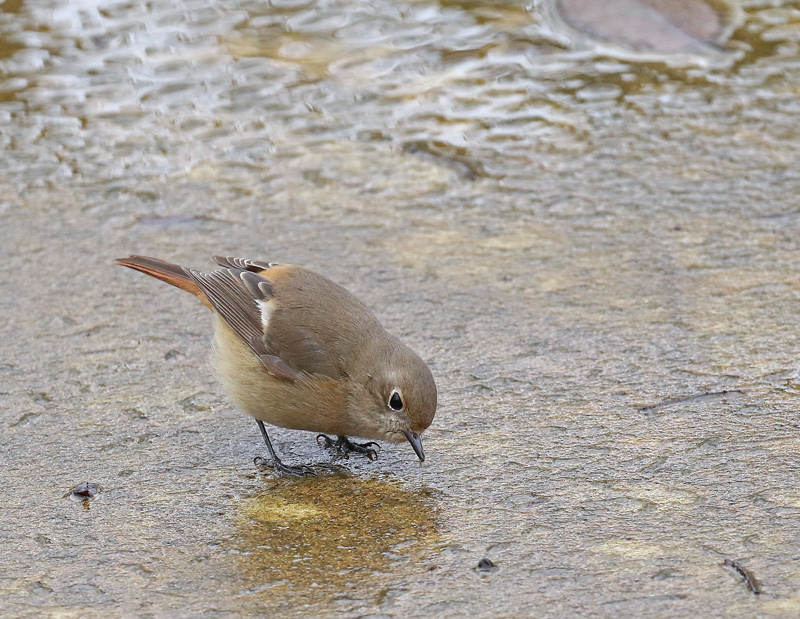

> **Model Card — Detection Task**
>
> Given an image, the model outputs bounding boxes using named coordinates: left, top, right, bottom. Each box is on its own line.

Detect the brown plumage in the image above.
left=115, top=255, right=437, bottom=476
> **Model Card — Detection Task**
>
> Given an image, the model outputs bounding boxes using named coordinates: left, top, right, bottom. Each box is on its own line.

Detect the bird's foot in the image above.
left=316, top=435, right=380, bottom=461
left=254, top=456, right=316, bottom=478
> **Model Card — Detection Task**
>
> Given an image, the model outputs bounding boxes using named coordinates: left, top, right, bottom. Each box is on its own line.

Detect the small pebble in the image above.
left=65, top=482, right=102, bottom=499
left=476, top=558, right=496, bottom=570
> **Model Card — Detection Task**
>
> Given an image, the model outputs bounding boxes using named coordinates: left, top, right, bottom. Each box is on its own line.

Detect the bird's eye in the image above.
left=388, top=390, right=404, bottom=411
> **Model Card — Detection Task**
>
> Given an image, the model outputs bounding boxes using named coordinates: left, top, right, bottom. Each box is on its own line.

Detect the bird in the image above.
left=115, top=255, right=437, bottom=477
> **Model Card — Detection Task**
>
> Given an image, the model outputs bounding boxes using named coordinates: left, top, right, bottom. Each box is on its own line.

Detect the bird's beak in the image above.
left=403, top=431, right=425, bottom=462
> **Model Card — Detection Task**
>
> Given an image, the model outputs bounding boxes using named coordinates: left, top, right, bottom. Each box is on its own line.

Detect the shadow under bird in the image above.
left=115, top=255, right=437, bottom=476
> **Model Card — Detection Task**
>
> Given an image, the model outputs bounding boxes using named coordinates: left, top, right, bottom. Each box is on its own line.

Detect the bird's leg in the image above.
left=254, top=420, right=316, bottom=477
left=316, top=434, right=380, bottom=461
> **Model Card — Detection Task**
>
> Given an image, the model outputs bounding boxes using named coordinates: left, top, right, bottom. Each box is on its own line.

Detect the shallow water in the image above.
left=3, top=0, right=800, bottom=616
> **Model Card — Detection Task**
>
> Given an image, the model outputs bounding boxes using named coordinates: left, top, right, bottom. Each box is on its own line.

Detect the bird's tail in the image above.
left=115, top=255, right=204, bottom=300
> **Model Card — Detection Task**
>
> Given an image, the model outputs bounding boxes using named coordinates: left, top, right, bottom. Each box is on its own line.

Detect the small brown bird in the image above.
left=115, top=255, right=437, bottom=476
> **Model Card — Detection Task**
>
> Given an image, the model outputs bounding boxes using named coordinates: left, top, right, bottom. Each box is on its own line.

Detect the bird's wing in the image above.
left=212, top=255, right=279, bottom=272
left=261, top=319, right=343, bottom=380
left=185, top=265, right=303, bottom=382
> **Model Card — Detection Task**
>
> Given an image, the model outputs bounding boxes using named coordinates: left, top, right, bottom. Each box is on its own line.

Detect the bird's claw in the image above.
left=317, top=434, right=380, bottom=461
left=316, top=434, right=334, bottom=449
left=254, top=456, right=316, bottom=478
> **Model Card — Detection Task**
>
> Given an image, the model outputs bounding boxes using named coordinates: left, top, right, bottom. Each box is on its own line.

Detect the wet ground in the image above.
left=2, top=0, right=800, bottom=616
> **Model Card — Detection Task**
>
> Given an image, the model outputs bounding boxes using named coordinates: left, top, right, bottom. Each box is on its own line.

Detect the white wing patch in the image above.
left=258, top=298, right=275, bottom=330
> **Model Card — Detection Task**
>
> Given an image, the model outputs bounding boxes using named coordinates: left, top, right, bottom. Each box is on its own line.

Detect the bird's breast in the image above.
left=211, top=317, right=358, bottom=435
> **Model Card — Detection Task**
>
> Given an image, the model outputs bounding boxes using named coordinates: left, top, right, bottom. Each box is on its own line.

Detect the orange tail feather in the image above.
left=115, top=255, right=207, bottom=304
